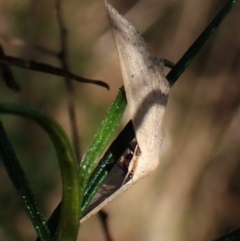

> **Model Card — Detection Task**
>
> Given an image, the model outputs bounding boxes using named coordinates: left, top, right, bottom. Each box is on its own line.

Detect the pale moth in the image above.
left=81, top=1, right=170, bottom=222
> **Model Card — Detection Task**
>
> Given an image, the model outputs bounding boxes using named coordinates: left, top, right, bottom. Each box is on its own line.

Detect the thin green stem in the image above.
left=0, top=121, right=52, bottom=241
left=167, top=0, right=238, bottom=86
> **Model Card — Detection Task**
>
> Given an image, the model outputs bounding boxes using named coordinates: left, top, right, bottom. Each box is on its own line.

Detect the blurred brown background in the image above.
left=0, top=0, right=240, bottom=241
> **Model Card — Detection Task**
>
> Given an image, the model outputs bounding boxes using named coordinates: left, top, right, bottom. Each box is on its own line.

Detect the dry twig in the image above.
left=0, top=54, right=109, bottom=89
left=56, top=0, right=81, bottom=163
left=0, top=43, right=20, bottom=91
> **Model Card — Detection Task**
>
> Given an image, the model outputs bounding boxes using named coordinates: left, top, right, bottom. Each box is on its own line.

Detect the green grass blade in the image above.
left=0, top=104, right=80, bottom=241
left=78, top=89, right=127, bottom=199
left=0, top=121, right=52, bottom=241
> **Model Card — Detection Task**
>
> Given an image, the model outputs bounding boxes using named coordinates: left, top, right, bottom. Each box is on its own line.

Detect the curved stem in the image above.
left=0, top=104, right=80, bottom=241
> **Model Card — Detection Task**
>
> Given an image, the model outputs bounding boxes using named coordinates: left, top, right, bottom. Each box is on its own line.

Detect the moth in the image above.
left=81, top=1, right=170, bottom=223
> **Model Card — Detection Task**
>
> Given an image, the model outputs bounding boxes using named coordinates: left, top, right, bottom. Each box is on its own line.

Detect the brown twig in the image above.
left=98, top=210, right=114, bottom=241
left=0, top=43, right=20, bottom=91
left=0, top=54, right=109, bottom=89
left=56, top=0, right=81, bottom=163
